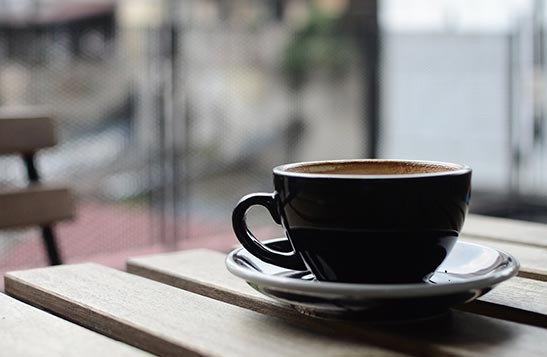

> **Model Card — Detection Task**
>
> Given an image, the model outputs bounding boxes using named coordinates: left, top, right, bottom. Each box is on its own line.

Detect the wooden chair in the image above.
left=0, top=108, right=74, bottom=265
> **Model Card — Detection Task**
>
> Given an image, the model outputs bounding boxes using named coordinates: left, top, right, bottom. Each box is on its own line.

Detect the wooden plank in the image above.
left=0, top=185, right=74, bottom=229
left=463, top=214, right=547, bottom=248
left=461, top=277, right=547, bottom=328
left=5, top=264, right=407, bottom=357
left=0, top=109, right=56, bottom=154
left=0, top=292, right=150, bottom=356
left=127, top=250, right=547, bottom=329
left=11, top=264, right=547, bottom=357
left=461, top=236, right=547, bottom=281
left=127, top=249, right=284, bottom=316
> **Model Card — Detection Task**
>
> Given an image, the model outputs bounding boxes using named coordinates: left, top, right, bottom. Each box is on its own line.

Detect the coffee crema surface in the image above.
left=285, top=160, right=462, bottom=175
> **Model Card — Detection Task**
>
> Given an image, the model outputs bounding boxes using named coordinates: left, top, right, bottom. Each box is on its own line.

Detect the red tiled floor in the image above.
left=0, top=201, right=279, bottom=291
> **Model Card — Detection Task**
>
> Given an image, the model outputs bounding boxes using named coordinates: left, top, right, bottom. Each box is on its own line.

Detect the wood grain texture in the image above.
left=0, top=110, right=56, bottom=154
left=460, top=236, right=547, bottom=281
left=12, top=263, right=547, bottom=357
left=127, top=250, right=547, bottom=329
left=463, top=277, right=547, bottom=328
left=5, top=264, right=407, bottom=357
left=0, top=185, right=74, bottom=229
left=463, top=214, right=547, bottom=248
left=128, top=249, right=291, bottom=318
left=0, top=292, right=150, bottom=356
left=124, top=249, right=547, bottom=356
left=127, top=250, right=547, bottom=355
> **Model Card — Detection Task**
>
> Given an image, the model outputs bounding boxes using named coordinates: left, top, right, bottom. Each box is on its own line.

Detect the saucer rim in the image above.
left=225, top=239, right=520, bottom=299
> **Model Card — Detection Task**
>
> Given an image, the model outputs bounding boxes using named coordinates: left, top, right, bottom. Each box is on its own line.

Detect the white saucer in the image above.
left=225, top=238, right=519, bottom=320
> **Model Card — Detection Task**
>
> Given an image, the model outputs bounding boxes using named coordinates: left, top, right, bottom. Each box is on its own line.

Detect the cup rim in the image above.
left=273, top=159, right=471, bottom=179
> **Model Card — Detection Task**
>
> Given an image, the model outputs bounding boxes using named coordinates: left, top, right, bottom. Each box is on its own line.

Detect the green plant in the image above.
left=282, top=7, right=354, bottom=90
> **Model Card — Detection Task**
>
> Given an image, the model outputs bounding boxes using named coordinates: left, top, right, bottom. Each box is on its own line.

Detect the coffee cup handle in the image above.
left=232, top=192, right=307, bottom=270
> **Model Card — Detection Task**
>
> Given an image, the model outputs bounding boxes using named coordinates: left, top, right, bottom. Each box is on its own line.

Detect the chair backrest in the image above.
left=0, top=186, right=74, bottom=230
left=0, top=107, right=75, bottom=264
left=0, top=108, right=56, bottom=155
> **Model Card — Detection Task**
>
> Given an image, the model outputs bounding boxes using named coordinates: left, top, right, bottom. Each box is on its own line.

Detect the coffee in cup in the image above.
left=232, top=159, right=472, bottom=284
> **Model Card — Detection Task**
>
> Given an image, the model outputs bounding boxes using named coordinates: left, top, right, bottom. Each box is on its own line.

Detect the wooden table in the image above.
left=2, top=214, right=547, bottom=356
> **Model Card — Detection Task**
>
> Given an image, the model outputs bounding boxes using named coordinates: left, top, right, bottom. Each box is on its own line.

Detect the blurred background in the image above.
left=1, top=0, right=546, bottom=272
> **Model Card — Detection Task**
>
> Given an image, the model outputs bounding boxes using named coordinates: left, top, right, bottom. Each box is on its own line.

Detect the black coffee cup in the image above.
left=232, top=159, right=472, bottom=284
